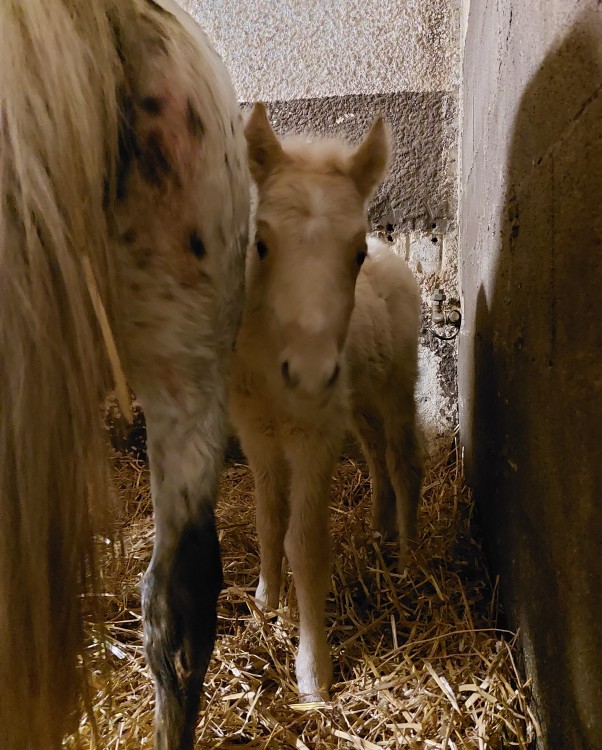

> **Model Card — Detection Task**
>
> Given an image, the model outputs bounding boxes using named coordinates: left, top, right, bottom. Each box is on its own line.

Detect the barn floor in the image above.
left=70, top=440, right=537, bottom=749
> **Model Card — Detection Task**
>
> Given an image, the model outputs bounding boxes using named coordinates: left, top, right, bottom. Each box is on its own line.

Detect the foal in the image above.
left=230, top=104, right=423, bottom=701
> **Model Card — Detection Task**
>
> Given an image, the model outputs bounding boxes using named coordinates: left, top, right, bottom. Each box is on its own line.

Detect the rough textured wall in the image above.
left=181, top=0, right=458, bottom=100
left=459, top=1, right=602, bottom=747
left=181, top=0, right=461, bottom=450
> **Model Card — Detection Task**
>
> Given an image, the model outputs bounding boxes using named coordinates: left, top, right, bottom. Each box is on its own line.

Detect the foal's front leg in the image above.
left=140, top=397, right=226, bottom=750
left=284, top=431, right=340, bottom=701
left=237, top=425, right=288, bottom=610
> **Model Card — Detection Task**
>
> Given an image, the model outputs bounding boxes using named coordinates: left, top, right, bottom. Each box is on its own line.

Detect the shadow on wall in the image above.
left=469, top=17, right=602, bottom=750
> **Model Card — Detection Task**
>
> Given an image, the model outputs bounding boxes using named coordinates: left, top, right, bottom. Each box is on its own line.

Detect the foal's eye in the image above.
left=256, top=240, right=268, bottom=260
left=356, top=248, right=367, bottom=267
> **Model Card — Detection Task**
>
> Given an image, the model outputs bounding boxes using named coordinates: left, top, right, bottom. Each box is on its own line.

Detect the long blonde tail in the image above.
left=0, top=2, right=131, bottom=746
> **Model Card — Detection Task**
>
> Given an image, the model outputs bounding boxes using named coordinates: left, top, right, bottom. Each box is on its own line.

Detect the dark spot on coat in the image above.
left=140, top=96, right=164, bottom=116
left=188, top=230, right=205, bottom=259
left=115, top=88, right=139, bottom=201
left=135, top=247, right=154, bottom=271
left=122, top=228, right=137, bottom=243
left=186, top=99, right=205, bottom=139
left=139, top=130, right=174, bottom=187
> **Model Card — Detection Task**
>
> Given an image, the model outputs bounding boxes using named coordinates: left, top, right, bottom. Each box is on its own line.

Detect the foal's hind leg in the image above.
left=352, top=407, right=397, bottom=538
left=384, top=402, right=424, bottom=571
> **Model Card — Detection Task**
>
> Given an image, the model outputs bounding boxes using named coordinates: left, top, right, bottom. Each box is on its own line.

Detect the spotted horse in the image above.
left=0, top=1, right=249, bottom=748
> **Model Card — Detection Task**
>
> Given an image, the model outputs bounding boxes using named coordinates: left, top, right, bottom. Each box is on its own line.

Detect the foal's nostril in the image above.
left=327, top=363, right=340, bottom=388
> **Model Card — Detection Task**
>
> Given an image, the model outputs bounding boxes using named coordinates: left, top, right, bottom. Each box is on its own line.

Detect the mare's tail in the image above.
left=0, top=2, right=132, bottom=746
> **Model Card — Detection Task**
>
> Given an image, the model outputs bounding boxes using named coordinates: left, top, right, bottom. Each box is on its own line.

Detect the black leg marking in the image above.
left=142, top=515, right=223, bottom=750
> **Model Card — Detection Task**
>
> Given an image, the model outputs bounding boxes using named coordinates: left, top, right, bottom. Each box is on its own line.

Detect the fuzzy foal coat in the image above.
left=230, top=108, right=423, bottom=702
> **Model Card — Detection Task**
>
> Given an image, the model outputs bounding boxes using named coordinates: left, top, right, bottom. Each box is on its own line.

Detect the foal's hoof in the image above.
left=374, top=527, right=397, bottom=545
left=397, top=556, right=410, bottom=578
left=373, top=503, right=398, bottom=539
left=296, top=648, right=333, bottom=705
left=397, top=539, right=419, bottom=576
left=254, top=579, right=279, bottom=612
left=298, top=688, right=330, bottom=704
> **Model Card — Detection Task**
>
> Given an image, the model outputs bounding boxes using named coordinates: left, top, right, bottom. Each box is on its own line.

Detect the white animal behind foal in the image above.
left=230, top=104, right=423, bottom=702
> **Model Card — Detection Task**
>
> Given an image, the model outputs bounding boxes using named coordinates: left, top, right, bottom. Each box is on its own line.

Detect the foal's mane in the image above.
left=257, top=137, right=364, bottom=224
left=279, top=135, right=357, bottom=175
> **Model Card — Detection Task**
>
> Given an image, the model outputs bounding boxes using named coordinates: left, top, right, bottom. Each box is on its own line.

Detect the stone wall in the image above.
left=459, top=1, right=602, bottom=746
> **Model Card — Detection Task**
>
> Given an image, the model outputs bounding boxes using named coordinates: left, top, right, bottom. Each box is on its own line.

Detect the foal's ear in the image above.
left=245, top=103, right=286, bottom=186
left=347, top=117, right=390, bottom=199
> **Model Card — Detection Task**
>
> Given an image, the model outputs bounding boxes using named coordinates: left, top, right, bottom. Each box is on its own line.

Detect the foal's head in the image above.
left=245, top=103, right=390, bottom=400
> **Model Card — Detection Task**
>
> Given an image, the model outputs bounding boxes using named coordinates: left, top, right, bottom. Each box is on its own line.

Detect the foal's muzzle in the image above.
left=281, top=358, right=340, bottom=393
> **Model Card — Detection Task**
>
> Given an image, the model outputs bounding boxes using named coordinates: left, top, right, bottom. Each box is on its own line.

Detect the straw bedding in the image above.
left=70, top=433, right=538, bottom=749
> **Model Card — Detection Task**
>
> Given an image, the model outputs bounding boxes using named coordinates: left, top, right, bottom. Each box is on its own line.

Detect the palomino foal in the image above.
left=230, top=104, right=423, bottom=701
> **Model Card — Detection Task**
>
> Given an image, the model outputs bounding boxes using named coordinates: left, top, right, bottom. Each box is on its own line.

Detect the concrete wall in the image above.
left=459, top=1, right=602, bottom=747
left=181, top=0, right=462, bottom=452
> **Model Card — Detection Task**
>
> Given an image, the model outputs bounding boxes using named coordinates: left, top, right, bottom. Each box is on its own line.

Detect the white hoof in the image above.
left=256, top=576, right=279, bottom=611
left=296, top=640, right=332, bottom=703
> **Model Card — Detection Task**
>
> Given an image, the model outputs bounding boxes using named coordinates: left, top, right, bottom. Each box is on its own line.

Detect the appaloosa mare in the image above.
left=0, top=1, right=248, bottom=748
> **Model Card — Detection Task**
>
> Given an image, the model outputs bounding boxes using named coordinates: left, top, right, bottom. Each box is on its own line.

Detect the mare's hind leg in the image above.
left=352, top=407, right=397, bottom=538
left=139, top=394, right=226, bottom=750
left=384, top=401, right=424, bottom=571
left=236, top=421, right=288, bottom=610
left=109, top=25, right=248, bottom=747
left=109, top=12, right=248, bottom=740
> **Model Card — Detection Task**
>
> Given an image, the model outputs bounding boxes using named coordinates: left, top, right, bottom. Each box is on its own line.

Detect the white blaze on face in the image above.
left=302, top=307, right=328, bottom=336
left=255, top=167, right=369, bottom=398
left=269, top=222, right=352, bottom=398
